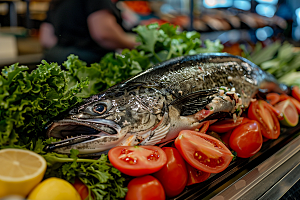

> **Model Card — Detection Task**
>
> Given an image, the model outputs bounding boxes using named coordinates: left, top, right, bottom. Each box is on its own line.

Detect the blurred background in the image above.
left=0, top=0, right=299, bottom=69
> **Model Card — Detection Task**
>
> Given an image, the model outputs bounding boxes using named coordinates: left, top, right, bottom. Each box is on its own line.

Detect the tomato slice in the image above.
left=186, top=163, right=211, bottom=186
left=153, top=147, right=187, bottom=197
left=229, top=120, right=263, bottom=158
left=261, top=100, right=283, bottom=120
left=175, top=130, right=233, bottom=173
left=266, top=93, right=280, bottom=105
left=199, top=121, right=210, bottom=134
left=292, top=86, right=300, bottom=102
left=108, top=146, right=167, bottom=176
left=248, top=100, right=280, bottom=139
left=209, top=117, right=244, bottom=133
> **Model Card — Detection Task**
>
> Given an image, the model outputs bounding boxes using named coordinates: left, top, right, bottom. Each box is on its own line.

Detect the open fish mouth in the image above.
left=44, top=119, right=121, bottom=152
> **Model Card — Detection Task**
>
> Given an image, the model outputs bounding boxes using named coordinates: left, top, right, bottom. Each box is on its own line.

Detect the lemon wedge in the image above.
left=0, top=148, right=47, bottom=198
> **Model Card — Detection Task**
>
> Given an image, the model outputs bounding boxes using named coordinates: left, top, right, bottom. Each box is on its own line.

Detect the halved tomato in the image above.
left=292, top=86, right=300, bottom=102
left=186, top=163, right=211, bottom=186
left=266, top=93, right=280, bottom=105
left=289, top=97, right=300, bottom=114
left=108, top=146, right=167, bottom=176
left=248, top=100, right=280, bottom=139
left=175, top=130, right=233, bottom=173
left=229, top=120, right=263, bottom=158
left=208, top=117, right=244, bottom=134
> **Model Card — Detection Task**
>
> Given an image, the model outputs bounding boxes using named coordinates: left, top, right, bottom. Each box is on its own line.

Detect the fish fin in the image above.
left=195, top=95, right=237, bottom=121
left=170, top=89, right=219, bottom=116
left=139, top=123, right=171, bottom=146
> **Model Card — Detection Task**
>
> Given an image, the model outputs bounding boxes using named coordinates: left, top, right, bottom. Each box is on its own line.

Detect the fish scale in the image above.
left=44, top=53, right=290, bottom=155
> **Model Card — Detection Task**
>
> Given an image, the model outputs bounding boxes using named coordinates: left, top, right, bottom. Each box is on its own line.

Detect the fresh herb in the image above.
left=44, top=150, right=127, bottom=200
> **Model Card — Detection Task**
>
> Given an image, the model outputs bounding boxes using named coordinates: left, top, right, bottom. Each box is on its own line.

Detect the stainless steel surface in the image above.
left=259, top=160, right=300, bottom=200
left=211, top=133, right=300, bottom=200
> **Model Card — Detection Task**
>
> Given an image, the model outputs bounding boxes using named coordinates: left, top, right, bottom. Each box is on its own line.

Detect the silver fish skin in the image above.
left=44, top=53, right=289, bottom=154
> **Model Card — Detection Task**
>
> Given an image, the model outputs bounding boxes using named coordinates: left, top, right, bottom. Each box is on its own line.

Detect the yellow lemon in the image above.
left=0, top=148, right=47, bottom=198
left=28, top=177, right=81, bottom=200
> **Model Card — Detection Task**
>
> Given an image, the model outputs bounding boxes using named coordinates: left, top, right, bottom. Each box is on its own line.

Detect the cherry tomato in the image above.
left=72, top=178, right=89, bottom=200
left=186, top=163, right=211, bottom=186
left=108, top=146, right=167, bottom=176
left=229, top=121, right=263, bottom=158
left=221, top=130, right=233, bottom=148
left=248, top=100, right=280, bottom=139
left=209, top=117, right=244, bottom=133
left=279, top=94, right=290, bottom=101
left=175, top=130, right=233, bottom=173
left=266, top=93, right=280, bottom=105
left=153, top=147, right=187, bottom=197
left=125, top=175, right=165, bottom=200
left=292, top=86, right=300, bottom=102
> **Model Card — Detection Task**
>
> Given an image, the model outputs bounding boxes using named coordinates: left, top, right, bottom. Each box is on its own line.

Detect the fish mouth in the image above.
left=44, top=118, right=121, bottom=152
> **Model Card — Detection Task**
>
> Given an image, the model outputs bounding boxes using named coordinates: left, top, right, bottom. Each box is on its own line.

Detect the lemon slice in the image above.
left=0, top=149, right=47, bottom=198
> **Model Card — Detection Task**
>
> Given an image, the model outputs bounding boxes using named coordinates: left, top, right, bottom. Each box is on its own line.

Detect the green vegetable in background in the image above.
left=69, top=23, right=224, bottom=98
left=242, top=41, right=300, bottom=87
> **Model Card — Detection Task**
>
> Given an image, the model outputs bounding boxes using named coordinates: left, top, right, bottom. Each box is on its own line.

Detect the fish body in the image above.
left=45, top=53, right=289, bottom=154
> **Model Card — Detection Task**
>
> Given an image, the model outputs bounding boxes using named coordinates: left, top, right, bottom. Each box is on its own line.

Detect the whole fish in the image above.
left=45, top=53, right=289, bottom=154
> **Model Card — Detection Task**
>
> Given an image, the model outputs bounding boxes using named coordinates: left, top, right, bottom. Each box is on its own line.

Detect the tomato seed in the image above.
left=194, top=151, right=224, bottom=168
left=147, top=150, right=160, bottom=161
left=122, top=156, right=137, bottom=165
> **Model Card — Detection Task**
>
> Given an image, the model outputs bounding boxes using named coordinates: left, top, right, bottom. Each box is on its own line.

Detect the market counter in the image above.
left=172, top=125, right=300, bottom=200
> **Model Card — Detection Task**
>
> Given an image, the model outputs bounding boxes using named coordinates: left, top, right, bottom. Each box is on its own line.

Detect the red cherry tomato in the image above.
left=266, top=93, right=280, bottom=105
left=221, top=129, right=233, bottom=148
left=209, top=117, right=244, bottom=133
left=292, top=86, right=300, bottom=102
left=72, top=178, right=89, bottom=200
left=186, top=163, right=211, bottom=186
left=125, top=175, right=165, bottom=200
left=229, top=121, right=263, bottom=158
left=108, top=146, right=167, bottom=176
left=153, top=147, right=188, bottom=197
left=248, top=100, right=280, bottom=139
left=175, top=130, right=233, bottom=173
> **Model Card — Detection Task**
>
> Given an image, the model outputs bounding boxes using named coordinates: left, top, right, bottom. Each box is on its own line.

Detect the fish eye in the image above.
left=93, top=104, right=107, bottom=115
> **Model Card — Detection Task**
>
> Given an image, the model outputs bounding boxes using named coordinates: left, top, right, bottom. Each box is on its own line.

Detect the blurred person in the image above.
left=39, top=0, right=138, bottom=65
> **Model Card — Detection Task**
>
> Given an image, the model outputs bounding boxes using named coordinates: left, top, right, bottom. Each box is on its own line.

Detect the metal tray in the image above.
left=171, top=124, right=300, bottom=200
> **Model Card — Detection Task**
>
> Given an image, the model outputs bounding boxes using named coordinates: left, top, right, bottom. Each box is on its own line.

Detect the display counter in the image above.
left=172, top=125, right=300, bottom=200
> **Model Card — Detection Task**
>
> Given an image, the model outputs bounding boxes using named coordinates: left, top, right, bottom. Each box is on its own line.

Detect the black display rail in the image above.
left=170, top=124, right=300, bottom=200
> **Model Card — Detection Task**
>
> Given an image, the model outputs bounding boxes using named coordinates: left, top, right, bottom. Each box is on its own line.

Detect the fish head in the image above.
left=45, top=84, right=167, bottom=154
